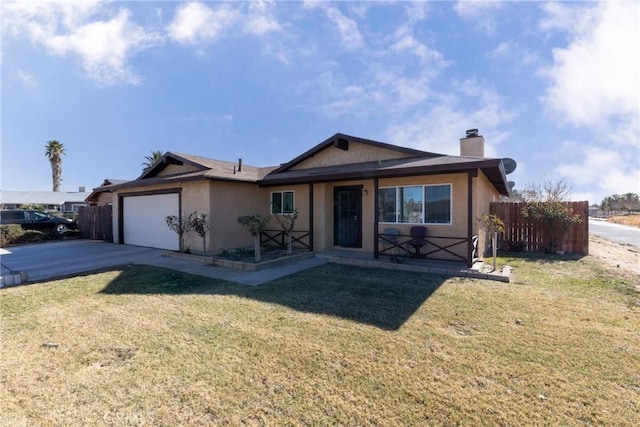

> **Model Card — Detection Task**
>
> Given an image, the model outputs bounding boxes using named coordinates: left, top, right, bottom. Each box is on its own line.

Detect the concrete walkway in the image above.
left=1, top=240, right=509, bottom=288
left=147, top=253, right=330, bottom=286
left=0, top=240, right=330, bottom=287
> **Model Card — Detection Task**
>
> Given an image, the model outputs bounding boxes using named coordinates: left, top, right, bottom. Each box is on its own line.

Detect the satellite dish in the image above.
left=508, top=181, right=516, bottom=191
left=502, top=158, right=517, bottom=175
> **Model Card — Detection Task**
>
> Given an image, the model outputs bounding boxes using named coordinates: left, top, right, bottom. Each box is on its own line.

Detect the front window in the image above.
left=378, top=184, right=452, bottom=225
left=271, top=191, right=295, bottom=214
left=399, top=186, right=423, bottom=223
left=425, top=185, right=451, bottom=224
left=378, top=188, right=397, bottom=222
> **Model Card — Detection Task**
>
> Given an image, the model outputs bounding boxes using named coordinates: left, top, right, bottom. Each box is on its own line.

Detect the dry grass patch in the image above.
left=607, top=214, right=640, bottom=228
left=1, top=257, right=639, bottom=426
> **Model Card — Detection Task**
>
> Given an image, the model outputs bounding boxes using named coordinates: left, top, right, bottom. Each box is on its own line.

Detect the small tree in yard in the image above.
left=188, top=212, right=210, bottom=256
left=273, top=209, right=298, bottom=256
left=166, top=215, right=191, bottom=252
left=238, top=213, right=271, bottom=262
left=479, top=214, right=504, bottom=272
left=521, top=178, right=582, bottom=254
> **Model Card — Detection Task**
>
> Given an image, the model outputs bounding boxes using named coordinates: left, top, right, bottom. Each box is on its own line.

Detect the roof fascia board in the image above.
left=139, top=152, right=208, bottom=180
left=270, top=133, right=443, bottom=174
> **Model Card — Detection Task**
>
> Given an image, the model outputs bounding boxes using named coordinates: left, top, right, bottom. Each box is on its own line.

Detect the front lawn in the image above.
left=1, top=255, right=638, bottom=425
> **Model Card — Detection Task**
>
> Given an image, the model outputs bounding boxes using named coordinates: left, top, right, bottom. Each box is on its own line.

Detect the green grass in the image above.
left=1, top=255, right=639, bottom=426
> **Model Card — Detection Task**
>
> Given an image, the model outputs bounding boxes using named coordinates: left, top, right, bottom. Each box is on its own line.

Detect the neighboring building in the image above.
left=0, top=188, right=91, bottom=213
left=105, top=132, right=512, bottom=266
left=85, top=179, right=129, bottom=206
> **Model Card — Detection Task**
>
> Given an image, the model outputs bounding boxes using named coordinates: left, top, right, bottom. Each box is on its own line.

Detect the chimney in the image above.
left=79, top=186, right=86, bottom=192
left=238, top=158, right=242, bottom=172
left=460, top=129, right=484, bottom=157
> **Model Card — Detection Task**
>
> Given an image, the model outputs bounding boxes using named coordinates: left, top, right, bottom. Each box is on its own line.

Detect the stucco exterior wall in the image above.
left=209, top=181, right=268, bottom=253
left=157, top=163, right=200, bottom=176
left=95, top=192, right=114, bottom=206
left=291, top=142, right=410, bottom=170
left=181, top=180, right=211, bottom=253
left=474, top=170, right=501, bottom=258
left=112, top=165, right=500, bottom=262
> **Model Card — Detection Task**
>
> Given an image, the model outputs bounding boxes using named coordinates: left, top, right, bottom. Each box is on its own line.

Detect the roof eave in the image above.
left=270, top=133, right=443, bottom=174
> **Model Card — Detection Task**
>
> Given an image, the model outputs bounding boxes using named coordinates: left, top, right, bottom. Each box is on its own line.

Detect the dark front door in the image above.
left=334, top=186, right=362, bottom=248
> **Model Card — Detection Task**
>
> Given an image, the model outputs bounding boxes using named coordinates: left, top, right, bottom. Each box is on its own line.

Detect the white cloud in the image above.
left=304, top=2, right=363, bottom=50
left=487, top=41, right=538, bottom=67
left=386, top=80, right=512, bottom=157
left=391, top=33, right=445, bottom=65
left=454, top=1, right=503, bottom=34
left=554, top=145, right=640, bottom=203
left=45, top=8, right=161, bottom=85
left=167, top=2, right=239, bottom=44
left=17, top=70, right=38, bottom=87
left=540, top=1, right=639, bottom=203
left=244, top=0, right=282, bottom=35
left=3, top=1, right=161, bottom=85
left=325, top=6, right=363, bottom=49
left=541, top=1, right=639, bottom=131
left=2, top=0, right=103, bottom=35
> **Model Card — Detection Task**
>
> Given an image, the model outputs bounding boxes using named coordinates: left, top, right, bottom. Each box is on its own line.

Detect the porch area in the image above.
left=315, top=249, right=510, bottom=283
left=256, top=228, right=508, bottom=281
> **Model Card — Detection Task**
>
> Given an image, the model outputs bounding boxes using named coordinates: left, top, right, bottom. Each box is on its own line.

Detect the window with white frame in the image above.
left=378, top=184, right=451, bottom=224
left=271, top=191, right=295, bottom=214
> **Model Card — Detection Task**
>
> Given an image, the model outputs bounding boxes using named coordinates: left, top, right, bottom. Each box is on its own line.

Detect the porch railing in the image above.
left=260, top=229, right=312, bottom=251
left=378, top=232, right=478, bottom=264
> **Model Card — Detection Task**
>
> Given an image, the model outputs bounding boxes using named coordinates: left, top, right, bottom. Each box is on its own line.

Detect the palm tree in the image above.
left=142, top=150, right=163, bottom=171
left=45, top=140, right=66, bottom=192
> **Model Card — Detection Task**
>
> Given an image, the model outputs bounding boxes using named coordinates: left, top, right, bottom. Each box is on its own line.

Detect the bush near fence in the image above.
left=490, top=201, right=589, bottom=255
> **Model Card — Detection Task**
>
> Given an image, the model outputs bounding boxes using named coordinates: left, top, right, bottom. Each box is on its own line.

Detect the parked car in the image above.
left=0, top=209, right=77, bottom=234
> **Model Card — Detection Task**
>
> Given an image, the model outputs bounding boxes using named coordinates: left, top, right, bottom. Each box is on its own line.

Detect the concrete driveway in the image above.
left=0, top=239, right=328, bottom=287
left=0, top=240, right=166, bottom=283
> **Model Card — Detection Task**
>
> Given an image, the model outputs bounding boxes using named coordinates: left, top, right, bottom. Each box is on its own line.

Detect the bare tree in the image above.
left=522, top=177, right=573, bottom=203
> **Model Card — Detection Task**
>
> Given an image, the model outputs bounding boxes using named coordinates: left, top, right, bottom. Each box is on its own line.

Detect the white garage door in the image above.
left=123, top=193, right=179, bottom=250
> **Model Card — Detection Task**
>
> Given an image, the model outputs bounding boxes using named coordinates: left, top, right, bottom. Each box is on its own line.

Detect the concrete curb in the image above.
left=0, top=271, right=29, bottom=288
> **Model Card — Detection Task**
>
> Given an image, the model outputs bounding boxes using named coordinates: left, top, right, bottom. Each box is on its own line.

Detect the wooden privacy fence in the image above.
left=78, top=205, right=113, bottom=242
left=490, top=201, right=589, bottom=255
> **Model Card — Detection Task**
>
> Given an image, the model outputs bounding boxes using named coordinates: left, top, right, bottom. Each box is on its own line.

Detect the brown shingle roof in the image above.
left=259, top=155, right=509, bottom=195
left=107, top=134, right=511, bottom=196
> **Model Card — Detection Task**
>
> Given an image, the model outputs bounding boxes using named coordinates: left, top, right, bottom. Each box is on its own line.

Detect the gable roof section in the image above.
left=108, top=152, right=275, bottom=191
left=260, top=155, right=510, bottom=195
left=105, top=134, right=511, bottom=196
left=261, top=133, right=510, bottom=195
left=271, top=133, right=444, bottom=174
left=86, top=179, right=129, bottom=203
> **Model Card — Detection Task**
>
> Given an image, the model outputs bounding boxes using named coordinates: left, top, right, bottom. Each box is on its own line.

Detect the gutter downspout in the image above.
left=373, top=177, right=379, bottom=259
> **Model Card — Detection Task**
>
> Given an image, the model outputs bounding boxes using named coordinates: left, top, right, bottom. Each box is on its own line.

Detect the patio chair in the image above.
left=379, top=227, right=400, bottom=249
left=407, top=226, right=427, bottom=255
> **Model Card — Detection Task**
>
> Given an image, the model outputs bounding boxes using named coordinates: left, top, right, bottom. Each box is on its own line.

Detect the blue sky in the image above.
left=1, top=0, right=638, bottom=204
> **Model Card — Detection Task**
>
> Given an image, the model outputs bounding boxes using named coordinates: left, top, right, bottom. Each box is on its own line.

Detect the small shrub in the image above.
left=0, top=225, right=79, bottom=246
left=16, top=230, right=47, bottom=244
left=218, top=248, right=253, bottom=261
left=508, top=240, right=527, bottom=253
left=0, top=224, right=24, bottom=246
